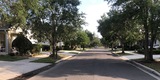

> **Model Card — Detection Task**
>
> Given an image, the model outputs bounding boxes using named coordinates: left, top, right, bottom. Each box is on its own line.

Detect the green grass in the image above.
left=0, top=55, right=27, bottom=61
left=142, top=62, right=160, bottom=72
left=139, top=61, right=160, bottom=73
left=32, top=54, right=68, bottom=63
left=133, top=59, right=160, bottom=73
left=32, top=57, right=56, bottom=63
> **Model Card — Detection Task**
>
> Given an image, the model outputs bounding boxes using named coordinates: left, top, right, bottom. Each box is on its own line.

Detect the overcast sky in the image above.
left=78, top=0, right=110, bottom=38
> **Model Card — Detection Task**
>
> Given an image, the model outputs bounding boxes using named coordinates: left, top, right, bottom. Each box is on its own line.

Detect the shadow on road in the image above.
left=35, top=52, right=155, bottom=80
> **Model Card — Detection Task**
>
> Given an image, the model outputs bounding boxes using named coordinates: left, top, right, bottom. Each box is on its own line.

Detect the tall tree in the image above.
left=98, top=11, right=141, bottom=53
left=76, top=31, right=90, bottom=50
left=30, top=0, right=84, bottom=58
left=105, top=0, right=160, bottom=61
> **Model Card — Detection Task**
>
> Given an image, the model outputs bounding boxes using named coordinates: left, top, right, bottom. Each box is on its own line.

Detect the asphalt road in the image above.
left=28, top=49, right=157, bottom=80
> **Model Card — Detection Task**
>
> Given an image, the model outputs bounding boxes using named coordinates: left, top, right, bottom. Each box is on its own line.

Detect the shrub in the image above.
left=32, top=44, right=42, bottom=53
left=153, top=50, right=160, bottom=54
left=12, top=34, right=33, bottom=55
left=132, top=45, right=142, bottom=50
left=42, top=45, right=50, bottom=51
left=137, top=49, right=160, bottom=55
left=124, top=45, right=142, bottom=50
left=8, top=53, right=16, bottom=56
left=137, top=49, right=144, bottom=54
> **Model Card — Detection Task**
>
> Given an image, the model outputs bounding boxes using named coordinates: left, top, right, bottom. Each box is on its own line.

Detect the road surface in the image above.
left=28, top=49, right=157, bottom=80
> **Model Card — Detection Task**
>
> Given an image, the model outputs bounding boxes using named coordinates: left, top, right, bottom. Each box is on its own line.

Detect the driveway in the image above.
left=28, top=49, right=157, bottom=80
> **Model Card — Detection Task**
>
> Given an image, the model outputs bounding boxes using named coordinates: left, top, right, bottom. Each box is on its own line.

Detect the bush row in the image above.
left=137, top=49, right=160, bottom=54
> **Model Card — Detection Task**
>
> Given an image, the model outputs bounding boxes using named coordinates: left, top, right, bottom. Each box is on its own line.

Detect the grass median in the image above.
left=134, top=59, right=160, bottom=73
left=32, top=54, right=69, bottom=63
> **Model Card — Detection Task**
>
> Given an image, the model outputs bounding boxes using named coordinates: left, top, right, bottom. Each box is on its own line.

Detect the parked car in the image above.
left=148, top=44, right=160, bottom=49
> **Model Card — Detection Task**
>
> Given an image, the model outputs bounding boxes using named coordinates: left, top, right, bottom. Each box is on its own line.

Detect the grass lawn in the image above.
left=32, top=54, right=68, bottom=63
left=32, top=57, right=56, bottom=63
left=0, top=55, right=27, bottom=61
left=133, top=59, right=160, bottom=73
left=141, top=62, right=160, bottom=72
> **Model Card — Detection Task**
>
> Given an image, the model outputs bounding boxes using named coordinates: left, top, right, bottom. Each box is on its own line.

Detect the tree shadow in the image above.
left=36, top=53, right=156, bottom=80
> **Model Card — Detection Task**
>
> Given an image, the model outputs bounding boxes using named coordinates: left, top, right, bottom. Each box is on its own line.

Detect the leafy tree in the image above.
left=85, top=30, right=101, bottom=47
left=105, top=0, right=160, bottom=61
left=76, top=31, right=90, bottom=50
left=0, top=0, right=11, bottom=27
left=12, top=34, right=33, bottom=55
left=98, top=10, right=142, bottom=53
left=0, top=0, right=39, bottom=29
left=85, top=30, right=94, bottom=42
left=29, top=0, right=84, bottom=58
left=90, top=37, right=101, bottom=47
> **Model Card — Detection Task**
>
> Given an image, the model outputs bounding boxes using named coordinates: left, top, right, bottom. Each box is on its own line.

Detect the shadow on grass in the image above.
left=0, top=55, right=28, bottom=61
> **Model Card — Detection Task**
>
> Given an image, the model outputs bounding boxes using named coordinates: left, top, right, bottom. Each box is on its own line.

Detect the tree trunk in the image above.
left=121, top=40, right=125, bottom=54
left=82, top=45, right=85, bottom=51
left=51, top=43, right=56, bottom=58
left=111, top=43, right=114, bottom=51
left=150, top=33, right=155, bottom=60
left=150, top=24, right=158, bottom=61
left=144, top=21, right=153, bottom=61
left=50, top=27, right=58, bottom=59
left=143, top=4, right=153, bottom=61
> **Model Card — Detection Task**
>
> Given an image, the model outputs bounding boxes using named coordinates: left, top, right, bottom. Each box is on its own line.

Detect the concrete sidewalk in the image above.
left=0, top=50, right=80, bottom=80
left=0, top=54, right=51, bottom=80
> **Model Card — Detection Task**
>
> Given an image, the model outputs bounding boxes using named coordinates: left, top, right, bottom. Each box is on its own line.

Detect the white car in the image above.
left=153, top=45, right=159, bottom=49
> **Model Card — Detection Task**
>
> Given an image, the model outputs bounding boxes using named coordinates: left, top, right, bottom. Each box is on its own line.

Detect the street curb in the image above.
left=55, top=55, right=75, bottom=63
left=9, top=55, right=76, bottom=80
left=127, top=60, right=160, bottom=78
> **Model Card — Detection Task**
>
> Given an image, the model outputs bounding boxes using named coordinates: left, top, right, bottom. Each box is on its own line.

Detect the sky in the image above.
left=78, top=0, right=110, bottom=38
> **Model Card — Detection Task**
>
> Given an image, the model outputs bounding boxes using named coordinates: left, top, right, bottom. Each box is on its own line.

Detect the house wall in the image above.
left=0, top=31, right=5, bottom=52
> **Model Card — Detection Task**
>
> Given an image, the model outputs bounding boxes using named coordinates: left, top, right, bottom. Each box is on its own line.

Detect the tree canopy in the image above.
left=29, top=0, right=84, bottom=58
left=102, top=0, right=160, bottom=61
left=0, top=0, right=85, bottom=58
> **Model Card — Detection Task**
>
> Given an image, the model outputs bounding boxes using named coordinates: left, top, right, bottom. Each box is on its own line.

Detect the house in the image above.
left=0, top=26, right=22, bottom=54
left=0, top=26, right=64, bottom=54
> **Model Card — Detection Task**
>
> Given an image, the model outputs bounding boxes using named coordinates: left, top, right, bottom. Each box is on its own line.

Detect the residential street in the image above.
left=28, top=49, right=157, bottom=80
